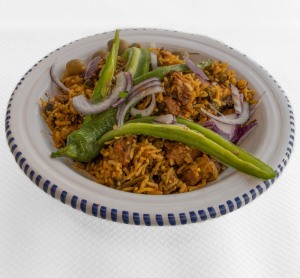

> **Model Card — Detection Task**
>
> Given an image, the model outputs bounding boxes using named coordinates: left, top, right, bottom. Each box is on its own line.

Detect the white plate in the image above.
left=5, top=28, right=294, bottom=226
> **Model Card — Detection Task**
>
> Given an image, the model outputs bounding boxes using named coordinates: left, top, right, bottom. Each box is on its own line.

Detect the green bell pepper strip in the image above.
left=92, top=30, right=120, bottom=103
left=124, top=47, right=151, bottom=79
left=124, top=47, right=141, bottom=76
left=134, top=48, right=151, bottom=78
left=96, top=122, right=276, bottom=180
left=133, top=64, right=189, bottom=85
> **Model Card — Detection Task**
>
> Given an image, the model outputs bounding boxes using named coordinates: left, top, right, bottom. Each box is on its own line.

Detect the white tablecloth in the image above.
left=1, top=0, right=299, bottom=277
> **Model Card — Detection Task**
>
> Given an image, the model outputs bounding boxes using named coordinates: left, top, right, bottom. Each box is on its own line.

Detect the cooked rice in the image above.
left=41, top=48, right=255, bottom=194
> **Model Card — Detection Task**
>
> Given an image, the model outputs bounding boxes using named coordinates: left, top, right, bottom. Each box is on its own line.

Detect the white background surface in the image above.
left=1, top=0, right=299, bottom=277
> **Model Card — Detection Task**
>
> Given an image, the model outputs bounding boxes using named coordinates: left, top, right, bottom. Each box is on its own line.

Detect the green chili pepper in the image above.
left=127, top=116, right=274, bottom=174
left=96, top=122, right=276, bottom=180
left=135, top=48, right=151, bottom=77
left=51, top=107, right=117, bottom=162
left=132, top=60, right=210, bottom=85
left=92, top=30, right=120, bottom=103
left=123, top=47, right=151, bottom=79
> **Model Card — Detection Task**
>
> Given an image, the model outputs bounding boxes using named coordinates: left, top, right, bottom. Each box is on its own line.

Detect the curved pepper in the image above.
left=51, top=107, right=118, bottom=162
left=96, top=122, right=276, bottom=180
left=133, top=60, right=211, bottom=85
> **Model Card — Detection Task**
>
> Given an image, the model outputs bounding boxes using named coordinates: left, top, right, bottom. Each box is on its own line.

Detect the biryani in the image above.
left=41, top=30, right=275, bottom=195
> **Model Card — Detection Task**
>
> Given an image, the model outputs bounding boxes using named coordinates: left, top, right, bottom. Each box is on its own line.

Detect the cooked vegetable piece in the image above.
left=92, top=29, right=120, bottom=103
left=132, top=60, right=211, bottom=85
left=66, top=59, right=86, bottom=76
left=135, top=48, right=151, bottom=77
left=123, top=47, right=151, bottom=79
left=108, top=38, right=129, bottom=55
left=51, top=107, right=117, bottom=162
left=96, top=122, right=276, bottom=180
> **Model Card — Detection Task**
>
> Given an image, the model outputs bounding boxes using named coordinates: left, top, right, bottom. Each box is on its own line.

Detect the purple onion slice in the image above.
left=184, top=57, right=210, bottom=84
left=130, top=94, right=156, bottom=117
left=72, top=71, right=127, bottom=115
left=84, top=56, right=101, bottom=80
left=50, top=62, right=70, bottom=92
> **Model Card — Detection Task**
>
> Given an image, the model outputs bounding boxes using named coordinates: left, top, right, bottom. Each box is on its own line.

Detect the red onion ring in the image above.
left=130, top=94, right=156, bottom=117
left=184, top=57, right=210, bottom=83
left=84, top=56, right=101, bottom=80
left=72, top=71, right=127, bottom=115
left=150, top=52, right=158, bottom=70
left=231, top=84, right=243, bottom=114
left=118, top=84, right=164, bottom=126
left=50, top=62, right=70, bottom=92
left=201, top=101, right=250, bottom=125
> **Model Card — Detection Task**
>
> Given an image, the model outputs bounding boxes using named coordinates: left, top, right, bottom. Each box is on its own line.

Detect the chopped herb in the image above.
left=118, top=91, right=128, bottom=98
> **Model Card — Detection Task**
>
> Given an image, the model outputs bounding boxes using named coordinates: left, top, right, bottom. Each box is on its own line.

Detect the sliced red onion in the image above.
left=203, top=115, right=237, bottom=141
left=232, top=120, right=258, bottom=145
left=118, top=85, right=164, bottom=126
left=150, top=52, right=158, bottom=70
left=231, top=84, right=243, bottom=114
left=203, top=120, right=232, bottom=141
left=84, top=56, right=101, bottom=80
left=250, top=91, right=265, bottom=117
left=72, top=71, right=127, bottom=115
left=184, top=57, right=210, bottom=83
left=111, top=72, right=133, bottom=108
left=153, top=114, right=177, bottom=124
left=128, top=80, right=162, bottom=102
left=72, top=94, right=107, bottom=115
left=201, top=101, right=250, bottom=125
left=130, top=77, right=161, bottom=95
left=130, top=94, right=156, bottom=117
left=125, top=71, right=133, bottom=92
left=50, top=63, right=70, bottom=92
left=203, top=118, right=258, bottom=145
left=117, top=102, right=125, bottom=122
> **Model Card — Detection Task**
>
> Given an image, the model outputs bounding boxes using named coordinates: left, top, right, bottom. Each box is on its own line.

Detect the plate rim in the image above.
left=5, top=28, right=295, bottom=226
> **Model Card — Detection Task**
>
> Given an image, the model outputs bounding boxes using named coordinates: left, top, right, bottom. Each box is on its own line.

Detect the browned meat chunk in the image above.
left=54, top=94, right=69, bottom=104
left=112, top=136, right=134, bottom=166
left=164, top=141, right=201, bottom=166
left=159, top=72, right=197, bottom=117
left=180, top=166, right=202, bottom=187
left=161, top=96, right=180, bottom=116
left=178, top=155, right=220, bottom=187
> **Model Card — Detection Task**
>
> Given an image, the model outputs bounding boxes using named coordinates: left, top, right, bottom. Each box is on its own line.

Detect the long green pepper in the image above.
left=92, top=29, right=120, bottom=103
left=132, top=60, right=211, bottom=85
left=96, top=122, right=276, bottom=180
left=124, top=47, right=151, bottom=79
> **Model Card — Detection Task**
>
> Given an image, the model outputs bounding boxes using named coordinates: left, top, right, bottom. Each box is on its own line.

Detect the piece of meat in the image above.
left=164, top=141, right=201, bottom=166
left=54, top=94, right=69, bottom=104
left=174, top=75, right=195, bottom=106
left=160, top=96, right=181, bottom=116
left=179, top=166, right=202, bottom=187
left=112, top=136, right=134, bottom=166
left=179, top=155, right=220, bottom=186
